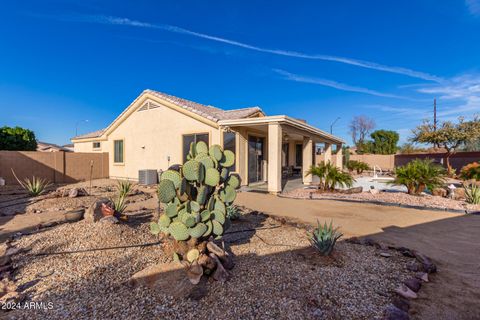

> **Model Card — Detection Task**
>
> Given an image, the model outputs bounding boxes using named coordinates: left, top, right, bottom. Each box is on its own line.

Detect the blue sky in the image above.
left=1, top=0, right=480, bottom=146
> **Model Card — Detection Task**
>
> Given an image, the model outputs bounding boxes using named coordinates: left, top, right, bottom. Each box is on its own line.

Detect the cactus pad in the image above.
left=158, top=179, right=176, bottom=203
left=214, top=199, right=226, bottom=214
left=182, top=160, right=202, bottom=181
left=186, top=248, right=200, bottom=262
left=200, top=209, right=211, bottom=222
left=212, top=220, right=223, bottom=236
left=196, top=141, right=209, bottom=154
left=205, top=167, right=220, bottom=186
left=220, top=150, right=235, bottom=167
left=169, top=222, right=189, bottom=241
left=190, top=201, right=201, bottom=213
left=150, top=222, right=161, bottom=235
left=165, top=203, right=178, bottom=218
left=219, top=185, right=236, bottom=203
left=220, top=168, right=229, bottom=181
left=209, top=145, right=223, bottom=161
left=227, top=174, right=241, bottom=189
left=204, top=220, right=213, bottom=237
left=161, top=170, right=182, bottom=188
left=212, top=209, right=226, bottom=224
left=189, top=223, right=207, bottom=238
left=159, top=214, right=171, bottom=228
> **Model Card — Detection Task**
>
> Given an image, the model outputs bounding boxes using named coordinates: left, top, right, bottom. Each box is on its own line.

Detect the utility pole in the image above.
left=433, top=98, right=438, bottom=149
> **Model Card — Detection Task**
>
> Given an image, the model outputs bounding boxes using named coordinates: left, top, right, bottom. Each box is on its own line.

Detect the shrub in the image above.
left=460, top=162, right=480, bottom=181
left=0, top=126, right=37, bottom=151
left=307, top=220, right=343, bottom=256
left=346, top=160, right=370, bottom=174
left=464, top=183, right=480, bottom=204
left=390, top=158, right=446, bottom=195
left=11, top=169, right=51, bottom=196
left=111, top=195, right=127, bottom=214
left=116, top=180, right=133, bottom=198
left=226, top=205, right=240, bottom=220
left=307, top=161, right=354, bottom=191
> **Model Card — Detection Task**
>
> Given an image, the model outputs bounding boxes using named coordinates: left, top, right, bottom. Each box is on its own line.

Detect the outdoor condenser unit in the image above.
left=138, top=169, right=158, bottom=185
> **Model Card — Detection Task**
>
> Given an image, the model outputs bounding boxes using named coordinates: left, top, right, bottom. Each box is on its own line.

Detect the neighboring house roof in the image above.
left=37, top=141, right=72, bottom=152
left=72, top=89, right=264, bottom=140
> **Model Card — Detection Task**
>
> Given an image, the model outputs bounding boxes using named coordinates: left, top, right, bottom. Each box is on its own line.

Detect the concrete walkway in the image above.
left=236, top=192, right=480, bottom=320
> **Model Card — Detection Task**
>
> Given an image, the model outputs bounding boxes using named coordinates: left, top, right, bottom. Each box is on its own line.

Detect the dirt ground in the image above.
left=236, top=192, right=480, bottom=320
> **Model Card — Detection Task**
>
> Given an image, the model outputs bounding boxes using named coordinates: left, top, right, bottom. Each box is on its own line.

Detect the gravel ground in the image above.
left=0, top=179, right=155, bottom=216
left=283, top=188, right=480, bottom=212
left=4, top=211, right=414, bottom=320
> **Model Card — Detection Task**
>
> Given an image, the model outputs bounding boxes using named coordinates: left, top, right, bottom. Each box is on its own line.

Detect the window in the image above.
left=295, top=144, right=302, bottom=167
left=114, top=140, right=124, bottom=163
left=223, top=131, right=236, bottom=171
left=92, top=142, right=101, bottom=149
left=183, top=133, right=209, bottom=162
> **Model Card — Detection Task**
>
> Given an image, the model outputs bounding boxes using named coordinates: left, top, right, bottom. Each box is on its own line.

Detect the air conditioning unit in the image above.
left=138, top=169, right=158, bottom=185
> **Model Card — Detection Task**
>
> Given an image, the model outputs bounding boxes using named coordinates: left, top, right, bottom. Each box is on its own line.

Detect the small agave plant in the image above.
left=150, top=141, right=240, bottom=284
left=307, top=220, right=343, bottom=256
left=464, top=183, right=480, bottom=204
left=11, top=169, right=51, bottom=197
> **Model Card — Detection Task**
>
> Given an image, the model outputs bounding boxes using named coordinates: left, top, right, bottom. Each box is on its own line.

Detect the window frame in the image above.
left=92, top=142, right=101, bottom=150
left=182, top=133, right=210, bottom=163
left=113, top=139, right=125, bottom=165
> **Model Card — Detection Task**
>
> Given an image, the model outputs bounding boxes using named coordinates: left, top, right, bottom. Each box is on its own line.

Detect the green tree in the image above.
left=0, top=126, right=37, bottom=151
left=370, top=130, right=399, bottom=154
left=411, top=116, right=480, bottom=174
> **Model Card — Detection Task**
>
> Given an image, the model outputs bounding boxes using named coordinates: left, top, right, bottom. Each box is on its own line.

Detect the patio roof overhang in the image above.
left=218, top=115, right=345, bottom=145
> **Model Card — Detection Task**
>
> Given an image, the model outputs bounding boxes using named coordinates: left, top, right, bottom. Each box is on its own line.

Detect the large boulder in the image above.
left=128, top=262, right=208, bottom=299
left=339, top=187, right=363, bottom=194
left=432, top=188, right=447, bottom=197
left=85, top=198, right=112, bottom=223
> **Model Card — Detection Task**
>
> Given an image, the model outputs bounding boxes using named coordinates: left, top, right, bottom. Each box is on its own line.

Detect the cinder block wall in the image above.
left=0, top=151, right=109, bottom=185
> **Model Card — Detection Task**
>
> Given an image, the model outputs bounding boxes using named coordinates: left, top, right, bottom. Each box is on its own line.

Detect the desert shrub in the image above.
left=116, top=180, right=133, bottom=198
left=460, top=162, right=480, bottom=181
left=346, top=160, right=370, bottom=174
left=464, top=183, right=480, bottom=204
left=11, top=169, right=51, bottom=196
left=390, top=158, right=446, bottom=195
left=308, top=220, right=343, bottom=256
left=226, top=205, right=240, bottom=220
left=307, top=161, right=354, bottom=191
left=111, top=195, right=127, bottom=214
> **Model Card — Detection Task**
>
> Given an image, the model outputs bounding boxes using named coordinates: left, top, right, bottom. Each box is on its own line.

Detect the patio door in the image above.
left=248, top=136, right=265, bottom=183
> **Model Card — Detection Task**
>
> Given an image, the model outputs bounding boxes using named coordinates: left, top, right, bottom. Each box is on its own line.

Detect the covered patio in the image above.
left=219, top=116, right=344, bottom=194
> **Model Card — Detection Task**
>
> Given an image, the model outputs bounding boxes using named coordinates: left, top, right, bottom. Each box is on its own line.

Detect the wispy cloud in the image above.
left=466, top=0, right=480, bottom=16
left=70, top=14, right=442, bottom=82
left=273, top=69, right=407, bottom=99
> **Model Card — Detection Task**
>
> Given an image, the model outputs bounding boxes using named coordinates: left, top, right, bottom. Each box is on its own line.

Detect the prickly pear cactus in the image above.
left=150, top=142, right=240, bottom=244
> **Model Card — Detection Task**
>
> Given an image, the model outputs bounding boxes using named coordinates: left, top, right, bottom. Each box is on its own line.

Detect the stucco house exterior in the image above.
left=72, top=89, right=344, bottom=193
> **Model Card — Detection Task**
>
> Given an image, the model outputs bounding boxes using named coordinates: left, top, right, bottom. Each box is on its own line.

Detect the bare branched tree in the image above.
left=349, top=116, right=376, bottom=145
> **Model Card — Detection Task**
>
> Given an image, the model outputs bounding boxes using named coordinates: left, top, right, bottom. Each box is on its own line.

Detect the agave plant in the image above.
left=110, top=195, right=127, bottom=214
left=307, top=220, right=343, bottom=256
left=226, top=205, right=240, bottom=220
left=11, top=169, right=51, bottom=196
left=116, top=180, right=133, bottom=198
left=307, top=161, right=354, bottom=191
left=464, top=183, right=480, bottom=204
left=390, top=158, right=446, bottom=195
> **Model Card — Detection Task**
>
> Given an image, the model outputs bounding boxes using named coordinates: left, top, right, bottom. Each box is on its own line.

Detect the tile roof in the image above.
left=72, top=90, right=263, bottom=140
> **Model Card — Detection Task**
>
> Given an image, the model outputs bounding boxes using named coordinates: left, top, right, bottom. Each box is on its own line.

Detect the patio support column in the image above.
left=324, top=143, right=332, bottom=164
left=302, top=137, right=313, bottom=185
left=335, top=143, right=343, bottom=169
left=268, top=122, right=282, bottom=194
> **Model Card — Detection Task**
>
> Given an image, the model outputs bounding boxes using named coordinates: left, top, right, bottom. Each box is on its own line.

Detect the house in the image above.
left=37, top=141, right=72, bottom=152
left=71, top=89, right=344, bottom=193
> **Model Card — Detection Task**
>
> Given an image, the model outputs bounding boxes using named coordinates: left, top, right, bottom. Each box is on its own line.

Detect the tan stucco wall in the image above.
left=74, top=99, right=221, bottom=181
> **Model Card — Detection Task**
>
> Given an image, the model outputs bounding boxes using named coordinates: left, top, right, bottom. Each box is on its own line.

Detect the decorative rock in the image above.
left=99, top=216, right=119, bottom=224
left=85, top=198, right=112, bottom=223
left=404, top=277, right=421, bottom=292
left=391, top=297, right=410, bottom=312
left=210, top=253, right=229, bottom=283
left=380, top=252, right=392, bottom=258
left=382, top=304, right=410, bottom=320
left=432, top=188, right=447, bottom=197
left=395, top=284, right=418, bottom=299
left=0, top=255, right=11, bottom=267
left=397, top=247, right=415, bottom=258
left=415, top=272, right=429, bottom=282
left=370, top=188, right=379, bottom=195
left=340, top=187, right=363, bottom=194
left=413, top=251, right=437, bottom=273
left=129, top=262, right=201, bottom=298
left=406, top=261, right=422, bottom=272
